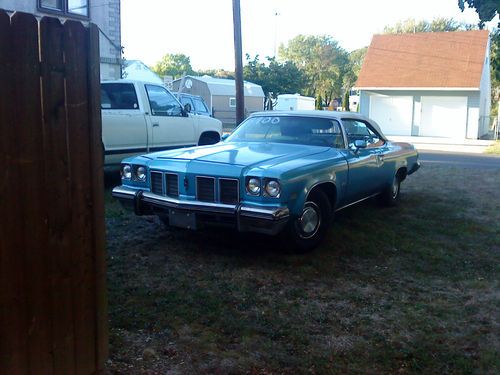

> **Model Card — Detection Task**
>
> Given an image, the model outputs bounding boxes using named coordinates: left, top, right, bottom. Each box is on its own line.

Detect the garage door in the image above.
left=420, top=96, right=467, bottom=138
left=369, top=96, right=413, bottom=136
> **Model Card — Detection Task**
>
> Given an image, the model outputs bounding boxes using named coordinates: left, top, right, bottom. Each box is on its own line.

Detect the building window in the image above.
left=229, top=97, right=236, bottom=108
left=39, top=0, right=89, bottom=17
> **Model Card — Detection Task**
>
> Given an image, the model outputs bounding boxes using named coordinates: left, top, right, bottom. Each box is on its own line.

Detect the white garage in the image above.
left=354, top=30, right=491, bottom=139
left=369, top=95, right=413, bottom=136
left=419, top=96, right=468, bottom=138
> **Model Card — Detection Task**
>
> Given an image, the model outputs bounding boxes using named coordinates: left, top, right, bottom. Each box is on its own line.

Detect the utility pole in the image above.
left=273, top=11, right=280, bottom=57
left=232, top=0, right=244, bottom=125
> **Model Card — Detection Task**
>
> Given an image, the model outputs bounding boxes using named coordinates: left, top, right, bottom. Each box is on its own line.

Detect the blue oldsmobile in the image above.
left=112, top=111, right=420, bottom=251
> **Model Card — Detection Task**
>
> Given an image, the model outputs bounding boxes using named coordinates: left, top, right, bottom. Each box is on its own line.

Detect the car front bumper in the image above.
left=112, top=185, right=290, bottom=235
left=408, top=160, right=421, bottom=175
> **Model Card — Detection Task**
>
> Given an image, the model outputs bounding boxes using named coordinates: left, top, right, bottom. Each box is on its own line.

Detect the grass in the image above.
left=104, top=164, right=500, bottom=374
left=484, top=141, right=500, bottom=155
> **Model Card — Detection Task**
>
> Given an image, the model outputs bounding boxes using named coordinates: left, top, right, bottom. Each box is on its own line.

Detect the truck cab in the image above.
left=101, top=80, right=222, bottom=165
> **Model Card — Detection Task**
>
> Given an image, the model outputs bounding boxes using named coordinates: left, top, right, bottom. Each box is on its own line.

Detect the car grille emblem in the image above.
left=184, top=177, right=189, bottom=189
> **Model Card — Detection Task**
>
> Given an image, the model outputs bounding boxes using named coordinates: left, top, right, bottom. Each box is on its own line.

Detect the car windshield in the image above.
left=226, top=115, right=345, bottom=148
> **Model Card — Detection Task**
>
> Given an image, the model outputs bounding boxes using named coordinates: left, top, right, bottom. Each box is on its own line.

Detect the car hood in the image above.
left=148, top=142, right=330, bottom=168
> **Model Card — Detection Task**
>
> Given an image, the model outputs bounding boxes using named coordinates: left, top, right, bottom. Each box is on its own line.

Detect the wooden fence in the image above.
left=0, top=10, right=107, bottom=374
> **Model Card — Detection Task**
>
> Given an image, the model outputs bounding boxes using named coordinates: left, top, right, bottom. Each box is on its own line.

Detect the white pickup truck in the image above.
left=101, top=80, right=223, bottom=165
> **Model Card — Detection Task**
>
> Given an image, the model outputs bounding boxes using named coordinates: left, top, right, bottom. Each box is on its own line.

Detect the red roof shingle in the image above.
left=355, top=30, right=489, bottom=89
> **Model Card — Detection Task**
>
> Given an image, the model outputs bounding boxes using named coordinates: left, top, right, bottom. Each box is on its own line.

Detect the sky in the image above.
left=120, top=0, right=498, bottom=71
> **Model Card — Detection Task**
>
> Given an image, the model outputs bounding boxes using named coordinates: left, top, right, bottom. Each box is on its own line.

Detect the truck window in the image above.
left=193, top=97, right=209, bottom=115
left=146, top=85, right=182, bottom=117
left=179, top=96, right=194, bottom=111
left=100, top=83, right=139, bottom=110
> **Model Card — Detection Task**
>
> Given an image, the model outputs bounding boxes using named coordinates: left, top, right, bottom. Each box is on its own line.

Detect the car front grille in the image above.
left=150, top=171, right=163, bottom=195
left=165, top=173, right=179, bottom=197
left=196, top=176, right=216, bottom=202
left=150, top=171, right=239, bottom=205
left=219, top=178, right=239, bottom=204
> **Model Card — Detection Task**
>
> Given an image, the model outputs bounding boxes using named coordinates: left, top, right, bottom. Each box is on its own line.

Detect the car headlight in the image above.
left=246, top=177, right=261, bottom=195
left=265, top=179, right=281, bottom=197
left=136, top=166, right=146, bottom=181
left=121, top=164, right=131, bottom=179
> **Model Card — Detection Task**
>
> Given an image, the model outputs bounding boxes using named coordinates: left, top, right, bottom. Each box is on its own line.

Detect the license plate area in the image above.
left=169, top=209, right=197, bottom=230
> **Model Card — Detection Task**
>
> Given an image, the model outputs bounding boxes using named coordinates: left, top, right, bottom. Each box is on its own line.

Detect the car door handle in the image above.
left=152, top=123, right=159, bottom=127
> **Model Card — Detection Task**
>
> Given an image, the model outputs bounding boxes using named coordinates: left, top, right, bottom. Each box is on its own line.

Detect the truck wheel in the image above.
left=379, top=173, right=401, bottom=207
left=281, top=190, right=332, bottom=253
left=198, top=133, right=220, bottom=146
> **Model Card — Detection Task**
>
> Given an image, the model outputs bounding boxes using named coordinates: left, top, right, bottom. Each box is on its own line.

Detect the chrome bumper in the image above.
left=112, top=185, right=290, bottom=235
left=408, top=160, right=421, bottom=175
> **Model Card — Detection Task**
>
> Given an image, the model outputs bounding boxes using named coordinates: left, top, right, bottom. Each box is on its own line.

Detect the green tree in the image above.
left=279, top=35, right=350, bottom=107
left=342, top=47, right=368, bottom=100
left=243, top=54, right=306, bottom=109
left=459, top=0, right=499, bottom=28
left=490, top=29, right=500, bottom=118
left=196, top=69, right=235, bottom=79
left=151, top=53, right=194, bottom=79
left=383, top=17, right=473, bottom=34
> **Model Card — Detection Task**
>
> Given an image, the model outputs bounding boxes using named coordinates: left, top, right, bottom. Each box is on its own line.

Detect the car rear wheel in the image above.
left=282, top=190, right=332, bottom=252
left=379, top=173, right=401, bottom=206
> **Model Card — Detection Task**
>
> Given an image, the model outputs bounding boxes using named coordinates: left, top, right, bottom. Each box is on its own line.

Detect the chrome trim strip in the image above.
left=240, top=206, right=290, bottom=220
left=334, top=192, right=380, bottom=212
left=112, top=186, right=289, bottom=221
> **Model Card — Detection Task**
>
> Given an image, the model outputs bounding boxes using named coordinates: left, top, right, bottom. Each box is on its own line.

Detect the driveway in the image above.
left=389, top=136, right=494, bottom=154
left=419, top=151, right=500, bottom=169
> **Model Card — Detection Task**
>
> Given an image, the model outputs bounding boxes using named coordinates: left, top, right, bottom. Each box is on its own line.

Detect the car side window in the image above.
left=179, top=96, right=194, bottom=112
left=145, top=85, right=182, bottom=117
left=342, top=119, right=385, bottom=148
left=100, top=83, right=139, bottom=110
left=193, top=97, right=209, bottom=115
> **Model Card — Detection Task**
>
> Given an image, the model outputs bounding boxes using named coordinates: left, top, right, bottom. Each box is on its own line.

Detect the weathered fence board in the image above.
left=0, top=9, right=107, bottom=374
left=0, top=10, right=29, bottom=374
left=40, top=16, right=76, bottom=375
left=64, top=20, right=97, bottom=375
left=15, top=12, right=55, bottom=374
left=87, top=23, right=108, bottom=368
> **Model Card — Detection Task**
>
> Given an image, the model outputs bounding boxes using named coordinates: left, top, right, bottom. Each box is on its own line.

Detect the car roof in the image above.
left=248, top=110, right=387, bottom=140
left=173, top=92, right=201, bottom=98
left=250, top=110, right=361, bottom=120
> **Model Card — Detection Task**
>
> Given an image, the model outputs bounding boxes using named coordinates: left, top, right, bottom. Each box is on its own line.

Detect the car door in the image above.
left=341, top=118, right=386, bottom=202
left=101, top=82, right=148, bottom=164
left=144, top=84, right=196, bottom=151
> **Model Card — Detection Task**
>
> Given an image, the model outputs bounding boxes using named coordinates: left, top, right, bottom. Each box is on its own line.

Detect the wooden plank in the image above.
left=9, top=13, right=53, bottom=372
left=2, top=13, right=56, bottom=373
left=0, top=10, right=28, bottom=374
left=87, top=23, right=109, bottom=372
left=63, top=20, right=97, bottom=374
left=39, top=16, right=76, bottom=374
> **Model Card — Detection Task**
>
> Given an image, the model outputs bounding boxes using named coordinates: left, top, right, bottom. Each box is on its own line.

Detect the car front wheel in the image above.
left=282, top=190, right=332, bottom=252
left=379, top=174, right=401, bottom=206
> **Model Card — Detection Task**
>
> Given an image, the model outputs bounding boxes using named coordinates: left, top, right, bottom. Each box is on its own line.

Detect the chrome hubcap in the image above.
left=298, top=203, right=321, bottom=239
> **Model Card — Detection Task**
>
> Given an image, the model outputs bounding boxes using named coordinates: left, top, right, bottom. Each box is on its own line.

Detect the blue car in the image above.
left=112, top=111, right=420, bottom=251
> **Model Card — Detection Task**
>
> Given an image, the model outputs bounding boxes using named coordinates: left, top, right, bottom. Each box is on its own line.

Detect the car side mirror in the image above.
left=183, top=103, right=192, bottom=113
left=221, top=133, right=230, bottom=142
left=354, top=139, right=367, bottom=149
